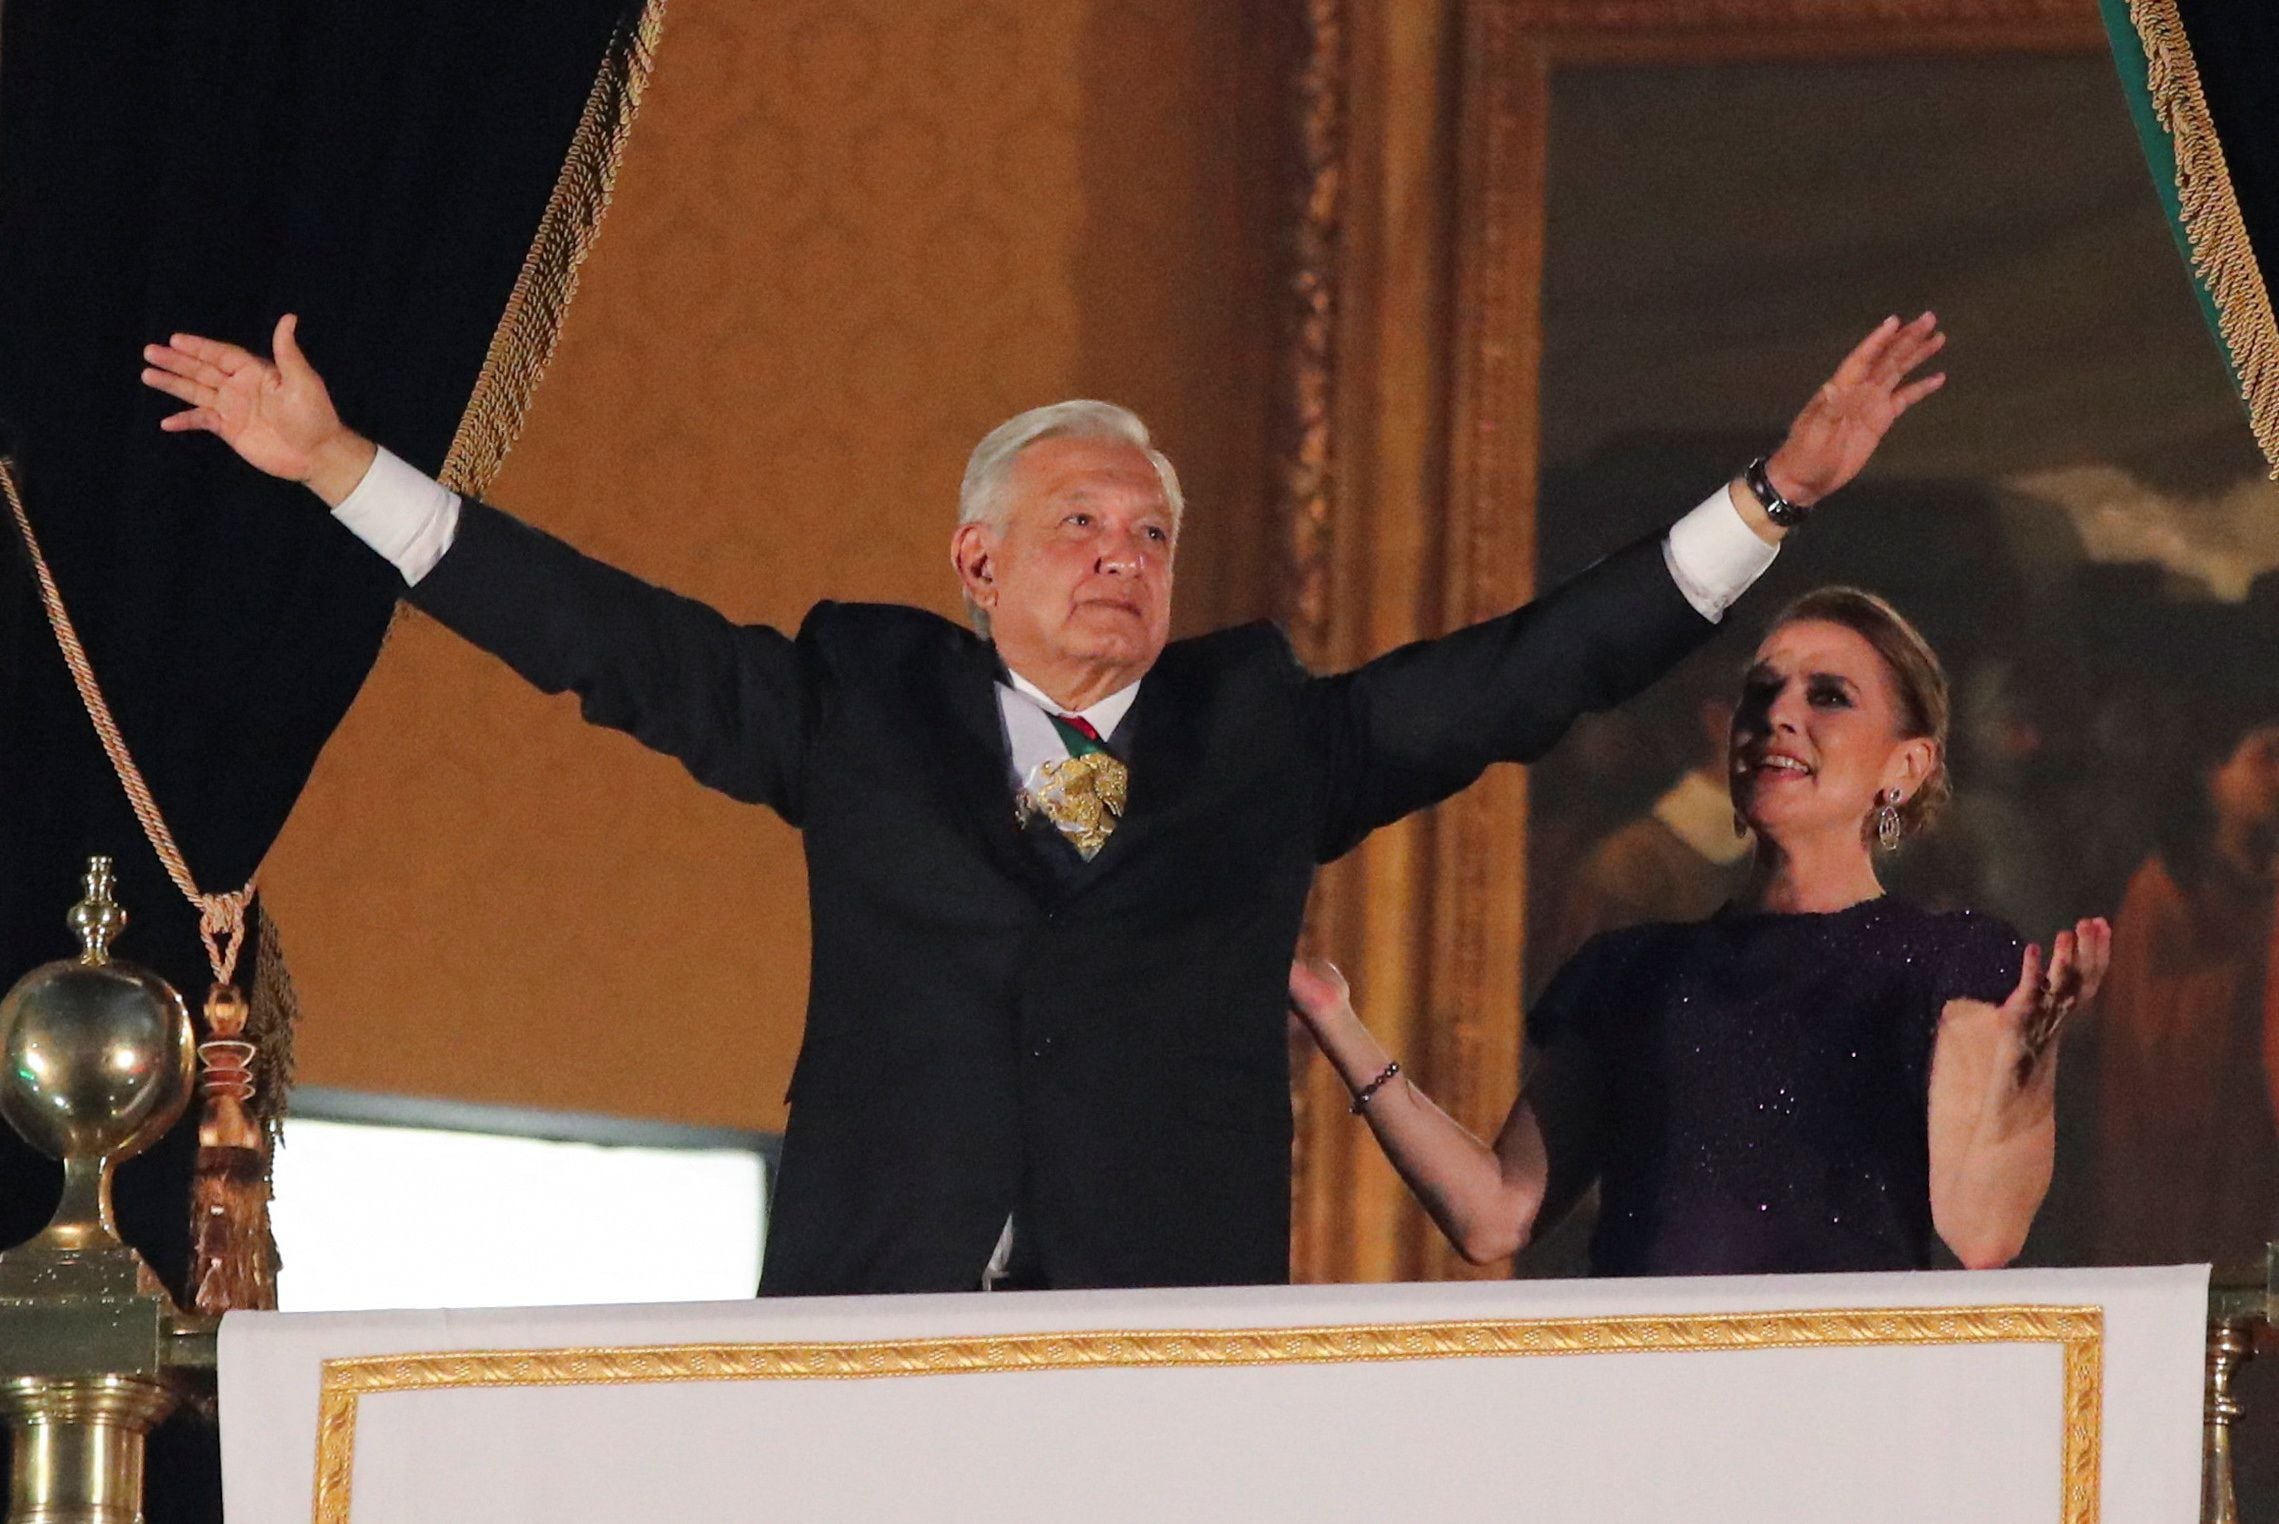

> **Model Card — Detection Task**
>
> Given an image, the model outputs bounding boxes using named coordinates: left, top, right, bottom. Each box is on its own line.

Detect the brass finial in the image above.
left=66, top=856, right=124, bottom=965
left=0, top=859, right=212, bottom=1521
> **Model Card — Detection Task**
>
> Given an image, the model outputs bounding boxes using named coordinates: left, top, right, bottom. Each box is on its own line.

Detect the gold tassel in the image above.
left=250, top=898, right=299, bottom=1139
left=189, top=981, right=277, bottom=1314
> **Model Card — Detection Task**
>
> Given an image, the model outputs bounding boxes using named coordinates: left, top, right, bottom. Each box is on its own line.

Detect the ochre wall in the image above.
left=263, top=1, right=1289, bottom=1130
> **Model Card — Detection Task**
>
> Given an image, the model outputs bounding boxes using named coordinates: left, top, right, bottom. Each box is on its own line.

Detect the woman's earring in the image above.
left=1876, top=791, right=1903, bottom=853
left=1733, top=810, right=1749, bottom=841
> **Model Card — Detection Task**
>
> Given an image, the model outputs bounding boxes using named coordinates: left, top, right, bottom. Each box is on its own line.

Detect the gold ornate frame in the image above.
left=312, top=1303, right=2102, bottom=1521
left=1283, top=0, right=2105, bottom=1284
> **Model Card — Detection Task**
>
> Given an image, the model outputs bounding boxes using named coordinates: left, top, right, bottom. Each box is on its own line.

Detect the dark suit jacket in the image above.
left=408, top=500, right=1715, bottom=1293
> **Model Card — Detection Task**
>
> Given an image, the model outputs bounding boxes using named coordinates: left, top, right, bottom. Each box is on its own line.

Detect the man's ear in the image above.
left=950, top=522, right=996, bottom=607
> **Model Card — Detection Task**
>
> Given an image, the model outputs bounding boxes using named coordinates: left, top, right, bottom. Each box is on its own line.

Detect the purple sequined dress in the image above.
left=1530, top=898, right=2024, bottom=1277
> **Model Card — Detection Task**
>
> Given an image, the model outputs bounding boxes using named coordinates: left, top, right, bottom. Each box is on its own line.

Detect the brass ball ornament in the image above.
left=0, top=857, right=193, bottom=1169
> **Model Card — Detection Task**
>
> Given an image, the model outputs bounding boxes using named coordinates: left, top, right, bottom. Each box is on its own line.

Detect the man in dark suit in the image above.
left=142, top=312, right=1945, bottom=1293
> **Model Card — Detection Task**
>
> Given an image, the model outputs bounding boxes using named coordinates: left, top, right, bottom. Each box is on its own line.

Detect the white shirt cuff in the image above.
left=332, top=446, right=462, bottom=586
left=1662, top=482, right=1778, bottom=622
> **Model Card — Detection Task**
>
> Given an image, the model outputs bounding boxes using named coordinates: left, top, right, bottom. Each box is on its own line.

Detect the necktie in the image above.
left=1018, top=712, right=1126, bottom=858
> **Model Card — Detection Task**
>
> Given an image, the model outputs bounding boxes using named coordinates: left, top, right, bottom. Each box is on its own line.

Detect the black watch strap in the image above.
left=1744, top=455, right=1810, bottom=529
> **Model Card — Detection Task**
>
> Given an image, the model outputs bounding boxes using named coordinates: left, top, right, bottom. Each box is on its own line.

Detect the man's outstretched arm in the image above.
left=1305, top=314, right=1948, bottom=861
left=142, top=318, right=822, bottom=818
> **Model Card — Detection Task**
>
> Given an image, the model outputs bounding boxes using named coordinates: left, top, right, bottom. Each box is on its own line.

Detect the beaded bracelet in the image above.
left=1349, top=1059, right=1401, bottom=1114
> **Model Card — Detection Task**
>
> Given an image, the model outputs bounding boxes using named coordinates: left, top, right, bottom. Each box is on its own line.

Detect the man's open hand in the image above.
left=142, top=314, right=376, bottom=506
left=1766, top=312, right=1947, bottom=508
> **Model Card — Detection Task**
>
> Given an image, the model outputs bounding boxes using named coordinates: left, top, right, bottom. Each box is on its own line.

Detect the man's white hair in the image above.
left=958, top=400, right=1184, bottom=533
left=956, top=400, right=1184, bottom=637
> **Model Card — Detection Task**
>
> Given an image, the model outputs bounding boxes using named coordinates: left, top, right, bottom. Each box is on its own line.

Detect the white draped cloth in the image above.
left=219, top=1265, right=2207, bottom=1523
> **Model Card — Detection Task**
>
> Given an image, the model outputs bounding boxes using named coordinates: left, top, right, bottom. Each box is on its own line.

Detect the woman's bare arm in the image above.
left=1927, top=920, right=2110, bottom=1268
left=1289, top=958, right=1589, bottom=1264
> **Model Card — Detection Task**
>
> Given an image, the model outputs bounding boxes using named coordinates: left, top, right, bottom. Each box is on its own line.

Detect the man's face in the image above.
left=958, top=435, right=1176, bottom=684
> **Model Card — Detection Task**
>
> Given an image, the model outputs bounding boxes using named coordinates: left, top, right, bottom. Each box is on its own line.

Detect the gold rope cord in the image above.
left=434, top=0, right=669, bottom=498
left=2, top=457, right=284, bottom=1313
left=1279, top=0, right=1346, bottom=1290
left=2125, top=0, right=2279, bottom=476
left=0, top=459, right=256, bottom=983
left=310, top=1305, right=2105, bottom=1523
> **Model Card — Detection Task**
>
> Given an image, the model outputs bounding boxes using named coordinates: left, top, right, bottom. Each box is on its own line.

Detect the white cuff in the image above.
left=981, top=1217, right=1016, bottom=1289
left=1662, top=482, right=1778, bottom=623
left=332, top=446, right=462, bottom=586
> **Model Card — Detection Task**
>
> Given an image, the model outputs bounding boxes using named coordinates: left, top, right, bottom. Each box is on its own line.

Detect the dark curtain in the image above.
left=2104, top=0, right=2279, bottom=470
left=2178, top=8, right=2279, bottom=279
left=0, top=3, right=657, bottom=1517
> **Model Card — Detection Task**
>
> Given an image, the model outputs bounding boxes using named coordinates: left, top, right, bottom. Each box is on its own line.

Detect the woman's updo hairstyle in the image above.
left=1765, top=586, right=1952, bottom=842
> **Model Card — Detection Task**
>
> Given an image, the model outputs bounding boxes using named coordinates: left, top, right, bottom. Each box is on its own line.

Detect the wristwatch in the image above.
left=1744, top=455, right=1810, bottom=529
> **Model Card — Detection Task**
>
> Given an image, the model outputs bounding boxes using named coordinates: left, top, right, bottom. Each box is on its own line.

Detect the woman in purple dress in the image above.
left=1289, top=588, right=2110, bottom=1275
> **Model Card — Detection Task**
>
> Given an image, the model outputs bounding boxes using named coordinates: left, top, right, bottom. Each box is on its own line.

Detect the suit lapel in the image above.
left=921, top=634, right=1062, bottom=902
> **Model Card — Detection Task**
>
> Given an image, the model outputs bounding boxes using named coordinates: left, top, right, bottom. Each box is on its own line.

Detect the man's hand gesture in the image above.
left=1767, top=312, right=1947, bottom=508
left=142, top=315, right=375, bottom=505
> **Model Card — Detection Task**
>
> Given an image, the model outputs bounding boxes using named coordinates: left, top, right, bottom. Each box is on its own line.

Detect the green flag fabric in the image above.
left=2103, top=0, right=2279, bottom=473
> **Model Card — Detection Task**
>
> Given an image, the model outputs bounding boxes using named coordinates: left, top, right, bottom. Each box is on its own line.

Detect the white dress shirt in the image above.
left=995, top=669, right=1140, bottom=788
left=332, top=447, right=1781, bottom=1286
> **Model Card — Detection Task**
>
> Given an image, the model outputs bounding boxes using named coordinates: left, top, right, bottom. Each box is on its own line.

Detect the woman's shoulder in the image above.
left=1872, top=899, right=2026, bottom=1005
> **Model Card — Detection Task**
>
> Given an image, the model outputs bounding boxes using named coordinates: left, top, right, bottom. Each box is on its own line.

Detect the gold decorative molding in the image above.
left=1276, top=0, right=1355, bottom=1286
left=312, top=1303, right=2104, bottom=1522
left=1274, top=0, right=1348, bottom=662
left=2119, top=0, right=2279, bottom=477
